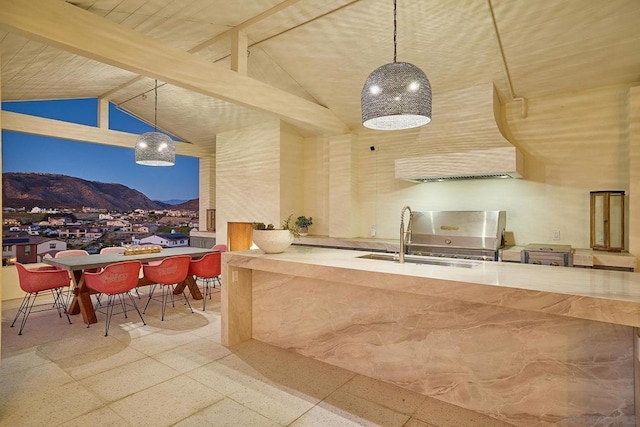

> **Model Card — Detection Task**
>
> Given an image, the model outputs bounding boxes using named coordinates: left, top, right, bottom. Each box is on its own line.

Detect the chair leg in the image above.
left=182, top=287, right=194, bottom=314
left=52, top=288, right=72, bottom=325
left=160, top=285, right=168, bottom=321
left=12, top=292, right=41, bottom=335
left=127, top=292, right=146, bottom=326
left=10, top=293, right=32, bottom=330
left=104, top=294, right=115, bottom=337
left=119, top=294, right=128, bottom=319
left=143, top=284, right=157, bottom=314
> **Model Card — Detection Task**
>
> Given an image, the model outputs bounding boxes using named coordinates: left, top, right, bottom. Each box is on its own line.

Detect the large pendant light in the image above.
left=135, top=80, right=175, bottom=166
left=361, top=0, right=432, bottom=130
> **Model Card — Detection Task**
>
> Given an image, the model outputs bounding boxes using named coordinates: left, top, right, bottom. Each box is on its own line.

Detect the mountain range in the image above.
left=2, top=172, right=198, bottom=212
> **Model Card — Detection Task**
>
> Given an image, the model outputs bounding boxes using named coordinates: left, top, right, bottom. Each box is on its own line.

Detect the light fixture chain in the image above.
left=154, top=79, right=158, bottom=132
left=393, top=0, right=397, bottom=63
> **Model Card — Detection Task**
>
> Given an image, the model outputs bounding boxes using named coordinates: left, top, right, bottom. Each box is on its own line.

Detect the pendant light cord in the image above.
left=393, top=0, right=397, bottom=63
left=154, top=79, right=158, bottom=132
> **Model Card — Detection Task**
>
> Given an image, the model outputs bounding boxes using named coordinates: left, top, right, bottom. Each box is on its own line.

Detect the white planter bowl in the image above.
left=252, top=229, right=293, bottom=254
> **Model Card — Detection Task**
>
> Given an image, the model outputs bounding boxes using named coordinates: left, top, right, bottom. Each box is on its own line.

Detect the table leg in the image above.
left=68, top=271, right=98, bottom=324
left=174, top=275, right=202, bottom=300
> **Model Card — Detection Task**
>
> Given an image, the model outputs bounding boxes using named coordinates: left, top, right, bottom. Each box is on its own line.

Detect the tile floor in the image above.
left=1, top=288, right=513, bottom=426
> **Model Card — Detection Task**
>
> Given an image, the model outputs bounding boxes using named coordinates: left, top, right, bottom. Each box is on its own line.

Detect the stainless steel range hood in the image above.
left=395, top=146, right=524, bottom=183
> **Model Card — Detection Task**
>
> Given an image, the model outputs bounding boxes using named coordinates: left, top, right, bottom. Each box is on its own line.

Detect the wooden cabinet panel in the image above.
left=227, top=222, right=254, bottom=252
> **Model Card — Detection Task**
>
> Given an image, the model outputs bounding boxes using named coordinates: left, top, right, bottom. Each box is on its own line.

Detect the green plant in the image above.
left=253, top=222, right=275, bottom=230
left=282, top=214, right=300, bottom=238
left=295, top=216, right=313, bottom=228
left=253, top=214, right=300, bottom=238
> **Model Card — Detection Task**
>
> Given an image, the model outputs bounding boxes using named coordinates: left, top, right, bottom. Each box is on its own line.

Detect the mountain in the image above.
left=171, top=198, right=199, bottom=211
left=159, top=199, right=188, bottom=205
left=2, top=172, right=169, bottom=211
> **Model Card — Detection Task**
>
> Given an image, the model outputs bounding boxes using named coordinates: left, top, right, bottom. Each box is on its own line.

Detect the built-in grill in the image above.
left=405, top=211, right=506, bottom=261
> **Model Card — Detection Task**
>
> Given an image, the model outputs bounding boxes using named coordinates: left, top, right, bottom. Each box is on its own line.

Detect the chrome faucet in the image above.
left=399, top=205, right=413, bottom=263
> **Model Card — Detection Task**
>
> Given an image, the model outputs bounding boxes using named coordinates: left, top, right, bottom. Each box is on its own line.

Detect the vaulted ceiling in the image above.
left=1, top=0, right=639, bottom=153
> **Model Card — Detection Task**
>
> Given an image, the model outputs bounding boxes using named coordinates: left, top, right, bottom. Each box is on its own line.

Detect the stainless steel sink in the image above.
left=357, top=253, right=480, bottom=268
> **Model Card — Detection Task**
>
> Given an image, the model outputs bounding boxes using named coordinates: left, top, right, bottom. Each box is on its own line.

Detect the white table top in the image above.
left=43, top=247, right=213, bottom=271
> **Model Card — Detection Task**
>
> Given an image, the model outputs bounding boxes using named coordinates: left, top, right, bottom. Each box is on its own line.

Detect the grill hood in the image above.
left=394, top=84, right=523, bottom=183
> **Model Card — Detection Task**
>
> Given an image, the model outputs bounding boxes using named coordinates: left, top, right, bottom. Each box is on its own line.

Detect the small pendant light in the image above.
left=361, top=0, right=432, bottom=130
left=135, top=80, right=175, bottom=166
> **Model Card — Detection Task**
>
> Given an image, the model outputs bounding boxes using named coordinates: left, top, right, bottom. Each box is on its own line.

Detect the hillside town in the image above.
left=1, top=204, right=199, bottom=265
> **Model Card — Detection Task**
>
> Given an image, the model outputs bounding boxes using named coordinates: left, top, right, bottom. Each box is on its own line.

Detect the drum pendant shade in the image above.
left=135, top=80, right=175, bottom=166
left=361, top=0, right=432, bottom=131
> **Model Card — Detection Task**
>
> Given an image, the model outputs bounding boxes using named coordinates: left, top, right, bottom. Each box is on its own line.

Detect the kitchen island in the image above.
left=222, top=246, right=640, bottom=426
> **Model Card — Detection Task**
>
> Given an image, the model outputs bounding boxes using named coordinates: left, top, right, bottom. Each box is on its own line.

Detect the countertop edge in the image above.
left=223, top=246, right=640, bottom=328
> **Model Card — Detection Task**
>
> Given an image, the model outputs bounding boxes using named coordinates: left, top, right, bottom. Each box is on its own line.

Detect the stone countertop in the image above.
left=224, top=246, right=640, bottom=328
left=295, top=236, right=637, bottom=269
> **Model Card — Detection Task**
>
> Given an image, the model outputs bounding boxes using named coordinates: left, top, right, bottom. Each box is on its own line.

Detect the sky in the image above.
left=1, top=98, right=199, bottom=202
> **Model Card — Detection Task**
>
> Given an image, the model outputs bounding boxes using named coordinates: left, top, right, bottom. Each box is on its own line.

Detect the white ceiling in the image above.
left=1, top=0, right=639, bottom=152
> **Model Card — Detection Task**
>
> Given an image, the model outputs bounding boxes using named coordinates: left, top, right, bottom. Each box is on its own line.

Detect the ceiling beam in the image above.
left=0, top=0, right=349, bottom=135
left=1, top=111, right=209, bottom=158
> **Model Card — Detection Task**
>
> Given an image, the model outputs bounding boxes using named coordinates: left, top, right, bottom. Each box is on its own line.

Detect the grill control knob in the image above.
left=445, top=239, right=451, bottom=244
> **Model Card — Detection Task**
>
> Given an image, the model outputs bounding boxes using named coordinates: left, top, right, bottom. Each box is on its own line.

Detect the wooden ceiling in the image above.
left=1, top=0, right=639, bottom=153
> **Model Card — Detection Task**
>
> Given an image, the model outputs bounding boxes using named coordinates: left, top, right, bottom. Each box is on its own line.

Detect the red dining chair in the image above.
left=84, top=260, right=145, bottom=336
left=99, top=247, right=125, bottom=255
left=11, top=263, right=72, bottom=335
left=212, top=244, right=227, bottom=252
left=99, top=246, right=143, bottom=299
left=55, top=249, right=91, bottom=305
left=142, top=255, right=193, bottom=321
left=188, top=252, right=221, bottom=310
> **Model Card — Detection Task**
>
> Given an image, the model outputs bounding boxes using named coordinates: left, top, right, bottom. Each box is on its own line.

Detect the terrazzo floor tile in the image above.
left=60, top=406, right=131, bottom=427
left=109, top=375, right=225, bottom=426
left=0, top=348, right=49, bottom=375
left=152, top=336, right=232, bottom=373
left=79, top=357, right=180, bottom=402
left=405, top=418, right=438, bottom=427
left=338, top=374, right=427, bottom=415
left=186, top=359, right=257, bottom=397
left=0, top=360, right=74, bottom=395
left=262, top=352, right=357, bottom=401
left=413, top=396, right=514, bottom=426
left=0, top=380, right=103, bottom=426
left=126, top=329, right=201, bottom=356
left=291, top=387, right=408, bottom=427
left=175, top=397, right=281, bottom=427
left=226, top=376, right=318, bottom=426
left=35, top=328, right=126, bottom=362
left=60, top=345, right=148, bottom=380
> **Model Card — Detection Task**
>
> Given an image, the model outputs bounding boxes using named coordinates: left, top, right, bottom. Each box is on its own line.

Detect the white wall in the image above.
left=216, top=119, right=305, bottom=246
left=300, top=83, right=636, bottom=250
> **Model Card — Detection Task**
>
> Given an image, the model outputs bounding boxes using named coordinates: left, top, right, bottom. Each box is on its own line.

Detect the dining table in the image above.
left=43, top=246, right=215, bottom=325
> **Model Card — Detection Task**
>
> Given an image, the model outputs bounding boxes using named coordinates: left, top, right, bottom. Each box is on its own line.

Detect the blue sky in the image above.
left=1, top=98, right=199, bottom=202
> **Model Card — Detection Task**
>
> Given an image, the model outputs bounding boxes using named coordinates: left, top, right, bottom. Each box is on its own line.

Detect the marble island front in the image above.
left=221, top=246, right=640, bottom=426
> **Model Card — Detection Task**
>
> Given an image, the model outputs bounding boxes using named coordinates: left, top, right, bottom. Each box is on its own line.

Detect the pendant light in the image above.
left=361, top=0, right=432, bottom=130
left=135, top=80, right=175, bottom=166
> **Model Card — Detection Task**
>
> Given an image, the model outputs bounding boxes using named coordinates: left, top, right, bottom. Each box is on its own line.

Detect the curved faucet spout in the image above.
left=399, top=206, right=413, bottom=264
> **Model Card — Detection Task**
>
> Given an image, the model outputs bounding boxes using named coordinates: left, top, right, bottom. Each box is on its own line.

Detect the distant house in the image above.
left=132, top=224, right=149, bottom=233
left=106, top=219, right=130, bottom=230
left=58, top=227, right=103, bottom=240
left=132, top=232, right=189, bottom=248
left=158, top=216, right=190, bottom=227
left=2, top=236, right=67, bottom=265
